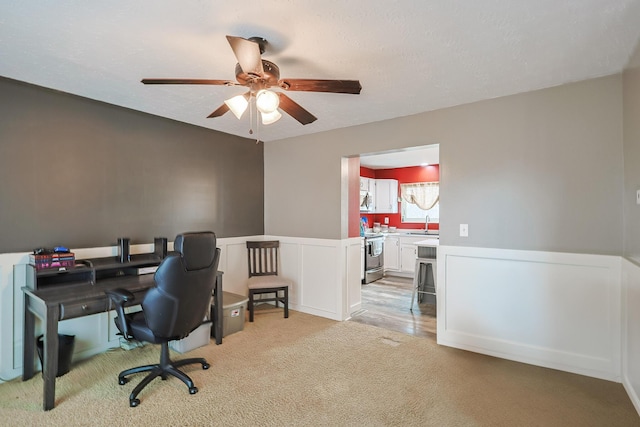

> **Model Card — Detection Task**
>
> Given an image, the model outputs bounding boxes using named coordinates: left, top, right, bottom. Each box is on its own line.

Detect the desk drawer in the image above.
left=60, top=299, right=109, bottom=320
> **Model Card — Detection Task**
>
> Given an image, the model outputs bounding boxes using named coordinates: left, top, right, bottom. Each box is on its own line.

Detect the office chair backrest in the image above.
left=247, top=240, right=280, bottom=278
left=143, top=231, right=220, bottom=340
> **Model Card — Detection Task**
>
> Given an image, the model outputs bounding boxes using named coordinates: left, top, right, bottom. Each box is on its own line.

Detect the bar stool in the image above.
left=410, top=257, right=437, bottom=311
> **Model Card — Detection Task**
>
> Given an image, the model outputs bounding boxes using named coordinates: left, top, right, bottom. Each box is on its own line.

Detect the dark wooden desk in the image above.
left=22, top=270, right=223, bottom=411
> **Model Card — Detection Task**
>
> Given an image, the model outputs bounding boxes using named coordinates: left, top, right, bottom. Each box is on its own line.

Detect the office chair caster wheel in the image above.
left=189, top=387, right=198, bottom=395
left=129, top=398, right=140, bottom=407
left=119, top=378, right=128, bottom=386
left=202, top=363, right=210, bottom=370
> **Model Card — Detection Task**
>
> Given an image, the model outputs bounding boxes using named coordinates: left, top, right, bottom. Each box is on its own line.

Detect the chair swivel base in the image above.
left=118, top=341, right=210, bottom=407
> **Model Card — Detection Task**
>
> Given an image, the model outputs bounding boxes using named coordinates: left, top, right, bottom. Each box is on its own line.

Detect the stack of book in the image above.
left=29, top=252, right=76, bottom=270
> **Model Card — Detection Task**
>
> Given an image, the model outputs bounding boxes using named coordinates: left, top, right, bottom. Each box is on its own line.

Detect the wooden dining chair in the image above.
left=246, top=240, right=291, bottom=322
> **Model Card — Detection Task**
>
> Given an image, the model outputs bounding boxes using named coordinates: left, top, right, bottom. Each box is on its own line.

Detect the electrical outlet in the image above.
left=384, top=217, right=389, bottom=224
left=637, top=189, right=640, bottom=205
left=460, top=224, right=469, bottom=237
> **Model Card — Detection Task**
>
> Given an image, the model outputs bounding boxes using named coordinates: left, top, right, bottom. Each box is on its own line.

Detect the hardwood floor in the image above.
left=349, top=275, right=437, bottom=339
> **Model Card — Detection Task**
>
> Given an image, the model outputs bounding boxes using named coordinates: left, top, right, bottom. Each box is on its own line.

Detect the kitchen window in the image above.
left=400, top=182, right=439, bottom=223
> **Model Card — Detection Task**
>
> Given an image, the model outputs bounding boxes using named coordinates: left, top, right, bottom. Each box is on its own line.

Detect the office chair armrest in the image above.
left=106, top=288, right=135, bottom=306
left=106, top=288, right=135, bottom=339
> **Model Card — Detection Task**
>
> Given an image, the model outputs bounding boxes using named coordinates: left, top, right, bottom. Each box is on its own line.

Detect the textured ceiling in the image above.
left=2, top=1, right=640, bottom=142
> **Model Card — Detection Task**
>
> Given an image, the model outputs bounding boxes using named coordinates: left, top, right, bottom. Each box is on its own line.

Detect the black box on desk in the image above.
left=211, top=291, right=248, bottom=337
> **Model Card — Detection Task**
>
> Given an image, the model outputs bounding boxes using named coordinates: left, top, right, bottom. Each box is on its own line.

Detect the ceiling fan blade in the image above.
left=141, top=78, right=236, bottom=85
left=207, top=103, right=229, bottom=118
left=278, top=79, right=362, bottom=94
left=277, top=93, right=317, bottom=125
left=226, top=35, right=264, bottom=77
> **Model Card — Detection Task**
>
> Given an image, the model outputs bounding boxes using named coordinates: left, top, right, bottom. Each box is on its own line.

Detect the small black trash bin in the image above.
left=36, top=334, right=75, bottom=377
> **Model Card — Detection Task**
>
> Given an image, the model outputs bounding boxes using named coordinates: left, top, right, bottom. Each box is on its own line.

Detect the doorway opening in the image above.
left=350, top=144, right=439, bottom=340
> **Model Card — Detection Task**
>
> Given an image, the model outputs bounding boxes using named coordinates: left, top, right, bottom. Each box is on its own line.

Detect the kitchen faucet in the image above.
left=425, top=215, right=430, bottom=232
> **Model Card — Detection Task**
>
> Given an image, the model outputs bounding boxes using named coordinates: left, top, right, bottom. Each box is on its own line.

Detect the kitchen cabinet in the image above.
left=400, top=243, right=417, bottom=273
left=360, top=177, right=372, bottom=192
left=385, top=235, right=435, bottom=276
left=383, top=236, right=400, bottom=271
left=375, top=179, right=398, bottom=213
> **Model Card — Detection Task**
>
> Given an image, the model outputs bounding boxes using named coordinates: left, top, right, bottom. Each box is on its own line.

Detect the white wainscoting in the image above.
left=4, top=239, right=633, bottom=392
left=0, top=235, right=363, bottom=381
left=232, top=236, right=362, bottom=321
left=622, top=257, right=640, bottom=414
left=437, top=245, right=622, bottom=382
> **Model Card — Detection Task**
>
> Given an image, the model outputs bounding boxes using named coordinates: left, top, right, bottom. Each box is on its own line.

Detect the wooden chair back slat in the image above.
left=247, top=241, right=280, bottom=277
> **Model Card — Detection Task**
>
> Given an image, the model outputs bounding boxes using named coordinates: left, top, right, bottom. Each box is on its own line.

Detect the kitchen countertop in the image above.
left=380, top=231, right=439, bottom=237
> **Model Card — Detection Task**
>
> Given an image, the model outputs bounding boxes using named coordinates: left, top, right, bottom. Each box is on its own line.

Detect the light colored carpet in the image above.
left=0, top=310, right=638, bottom=426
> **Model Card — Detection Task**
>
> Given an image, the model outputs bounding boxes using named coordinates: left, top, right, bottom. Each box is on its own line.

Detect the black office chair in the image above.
left=106, top=231, right=220, bottom=407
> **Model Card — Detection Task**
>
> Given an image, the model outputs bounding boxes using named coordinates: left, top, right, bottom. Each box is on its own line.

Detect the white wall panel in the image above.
left=280, top=242, right=300, bottom=306
left=300, top=243, right=341, bottom=317
left=622, top=258, right=640, bottom=414
left=345, top=239, right=362, bottom=316
left=438, top=246, right=621, bottom=381
left=217, top=237, right=255, bottom=297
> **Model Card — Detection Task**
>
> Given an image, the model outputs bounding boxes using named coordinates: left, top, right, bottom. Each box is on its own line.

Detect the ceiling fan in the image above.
left=141, top=35, right=362, bottom=126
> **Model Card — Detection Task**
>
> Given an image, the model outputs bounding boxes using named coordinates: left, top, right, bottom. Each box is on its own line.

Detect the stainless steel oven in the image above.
left=363, top=233, right=384, bottom=284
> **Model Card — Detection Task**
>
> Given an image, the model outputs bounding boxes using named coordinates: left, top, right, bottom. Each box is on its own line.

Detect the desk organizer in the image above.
left=25, top=238, right=168, bottom=291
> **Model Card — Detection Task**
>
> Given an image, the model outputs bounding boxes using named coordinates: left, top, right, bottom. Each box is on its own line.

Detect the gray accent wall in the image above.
left=624, top=41, right=640, bottom=263
left=265, top=75, right=624, bottom=256
left=0, top=77, right=264, bottom=253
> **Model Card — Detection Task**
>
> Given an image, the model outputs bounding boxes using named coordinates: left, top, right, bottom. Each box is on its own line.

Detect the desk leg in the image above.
left=22, top=294, right=35, bottom=381
left=214, top=274, right=223, bottom=345
left=43, top=306, right=60, bottom=411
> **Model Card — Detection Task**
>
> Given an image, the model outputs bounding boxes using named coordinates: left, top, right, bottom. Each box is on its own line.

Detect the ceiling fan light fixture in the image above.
left=255, top=89, right=279, bottom=114
left=224, top=94, right=249, bottom=119
left=261, top=109, right=282, bottom=125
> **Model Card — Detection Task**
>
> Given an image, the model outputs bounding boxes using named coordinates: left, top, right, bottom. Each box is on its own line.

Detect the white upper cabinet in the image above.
left=360, top=177, right=372, bottom=192
left=374, top=179, right=398, bottom=213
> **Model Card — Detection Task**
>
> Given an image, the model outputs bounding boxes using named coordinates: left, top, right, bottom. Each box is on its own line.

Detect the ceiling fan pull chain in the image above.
left=255, top=109, right=261, bottom=143
left=249, top=95, right=254, bottom=135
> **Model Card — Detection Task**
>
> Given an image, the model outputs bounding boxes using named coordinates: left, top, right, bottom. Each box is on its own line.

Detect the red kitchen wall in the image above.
left=360, top=165, right=439, bottom=230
